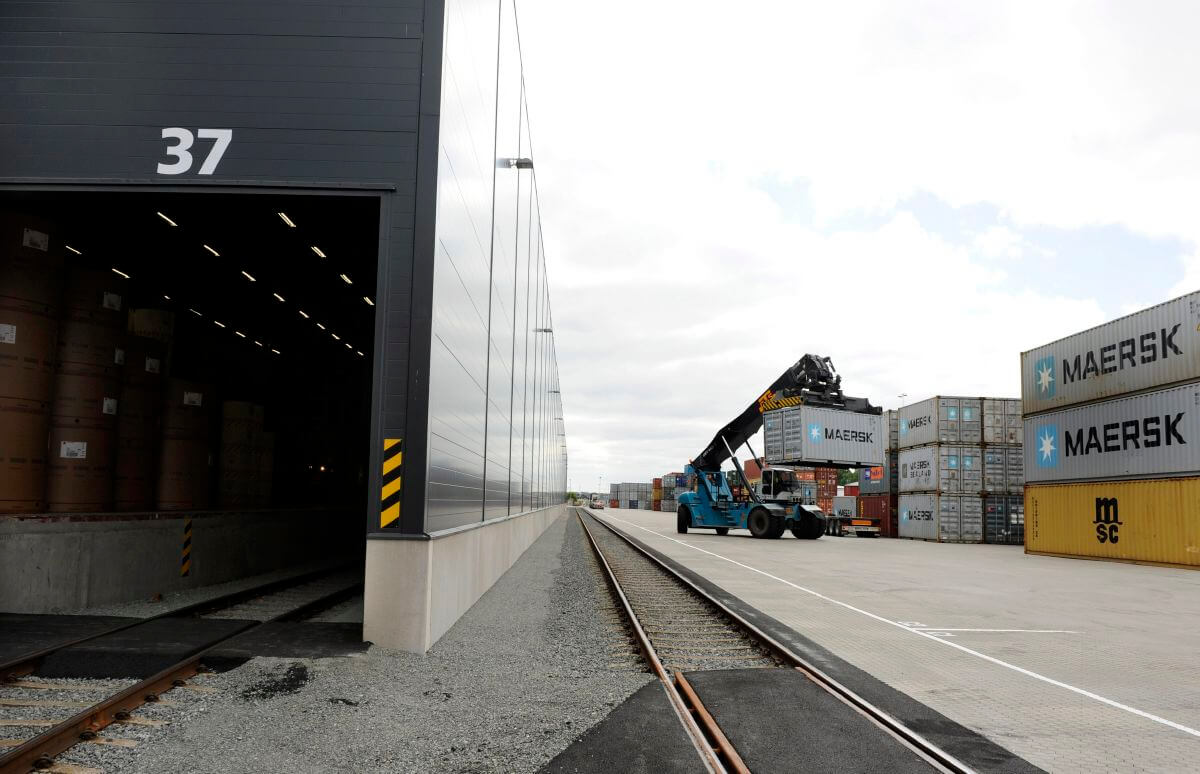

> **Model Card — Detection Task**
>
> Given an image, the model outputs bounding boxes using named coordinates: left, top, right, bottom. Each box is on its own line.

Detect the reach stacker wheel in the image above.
left=715, top=527, right=729, bottom=536
left=749, top=508, right=785, bottom=539
left=677, top=506, right=691, bottom=534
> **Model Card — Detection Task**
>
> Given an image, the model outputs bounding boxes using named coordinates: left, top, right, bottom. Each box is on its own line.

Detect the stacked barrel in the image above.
left=114, top=310, right=171, bottom=509
left=45, top=267, right=126, bottom=511
left=157, top=379, right=212, bottom=510
left=218, top=401, right=274, bottom=508
left=0, top=214, right=63, bottom=512
left=1021, top=292, right=1200, bottom=568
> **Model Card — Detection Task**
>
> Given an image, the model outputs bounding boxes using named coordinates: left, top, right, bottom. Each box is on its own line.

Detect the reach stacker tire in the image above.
left=715, top=527, right=729, bottom=536
left=677, top=506, right=691, bottom=534
left=748, top=507, right=785, bottom=539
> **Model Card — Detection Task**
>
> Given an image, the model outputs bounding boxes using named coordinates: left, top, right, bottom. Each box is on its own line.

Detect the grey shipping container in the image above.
left=983, top=398, right=1024, bottom=445
left=898, top=445, right=982, bottom=494
left=1023, top=380, right=1200, bottom=483
left=858, top=451, right=897, bottom=495
left=886, top=410, right=900, bottom=450
left=764, top=405, right=885, bottom=467
left=1021, top=291, right=1200, bottom=416
left=983, top=494, right=1024, bottom=545
left=898, top=397, right=983, bottom=448
left=898, top=493, right=983, bottom=543
left=831, top=496, right=857, bottom=518
left=983, top=445, right=1025, bottom=493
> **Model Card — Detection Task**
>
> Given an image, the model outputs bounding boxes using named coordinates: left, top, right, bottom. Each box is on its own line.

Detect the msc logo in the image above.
left=808, top=423, right=823, bottom=443
left=1035, top=424, right=1058, bottom=467
left=1034, top=356, right=1056, bottom=399
left=1094, top=497, right=1122, bottom=544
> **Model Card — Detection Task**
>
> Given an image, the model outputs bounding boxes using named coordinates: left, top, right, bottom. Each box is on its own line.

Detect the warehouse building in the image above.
left=0, top=0, right=566, bottom=652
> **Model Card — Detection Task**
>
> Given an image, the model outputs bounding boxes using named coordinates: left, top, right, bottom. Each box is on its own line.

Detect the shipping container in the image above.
left=898, top=396, right=983, bottom=448
left=1024, top=381, right=1200, bottom=484
left=843, top=483, right=859, bottom=496
left=858, top=493, right=898, bottom=537
left=899, top=493, right=983, bottom=542
left=1025, top=478, right=1200, bottom=568
left=885, top=409, right=899, bottom=450
left=983, top=398, right=1024, bottom=445
left=983, top=445, right=1024, bottom=494
left=858, top=451, right=898, bottom=495
left=1021, top=291, right=1200, bottom=416
left=983, top=494, right=1024, bottom=545
left=898, top=445, right=982, bottom=494
left=764, top=406, right=885, bottom=467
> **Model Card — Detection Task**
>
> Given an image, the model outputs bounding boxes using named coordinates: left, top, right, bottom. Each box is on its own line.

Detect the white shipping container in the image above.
left=1024, top=381, right=1200, bottom=483
left=898, top=397, right=983, bottom=448
left=983, top=398, right=1024, bottom=444
left=1021, top=291, right=1200, bottom=415
left=763, top=405, right=885, bottom=467
left=831, top=496, right=857, bottom=517
left=886, top=409, right=899, bottom=450
left=983, top=444, right=1024, bottom=493
left=898, top=493, right=983, bottom=542
left=898, top=445, right=982, bottom=493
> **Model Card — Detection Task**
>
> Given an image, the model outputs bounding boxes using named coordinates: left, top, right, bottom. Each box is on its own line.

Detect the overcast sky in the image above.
left=515, top=1, right=1200, bottom=494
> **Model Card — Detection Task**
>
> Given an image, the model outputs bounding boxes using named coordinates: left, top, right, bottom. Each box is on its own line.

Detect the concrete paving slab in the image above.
left=594, top=508, right=1200, bottom=773
left=541, top=681, right=700, bottom=773
left=0, top=613, right=137, bottom=662
left=685, top=668, right=934, bottom=773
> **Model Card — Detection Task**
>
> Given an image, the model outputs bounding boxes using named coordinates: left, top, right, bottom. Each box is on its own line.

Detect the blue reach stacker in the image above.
left=677, top=354, right=881, bottom=540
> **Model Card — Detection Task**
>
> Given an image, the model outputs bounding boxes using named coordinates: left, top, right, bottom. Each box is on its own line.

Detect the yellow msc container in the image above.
left=1026, top=478, right=1200, bottom=569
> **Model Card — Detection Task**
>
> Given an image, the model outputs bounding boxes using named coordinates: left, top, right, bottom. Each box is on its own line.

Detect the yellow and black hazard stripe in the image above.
left=381, top=438, right=403, bottom=528
left=181, top=518, right=193, bottom=577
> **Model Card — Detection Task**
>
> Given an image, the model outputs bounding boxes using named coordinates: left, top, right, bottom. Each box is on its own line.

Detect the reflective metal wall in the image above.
left=426, top=0, right=566, bottom=533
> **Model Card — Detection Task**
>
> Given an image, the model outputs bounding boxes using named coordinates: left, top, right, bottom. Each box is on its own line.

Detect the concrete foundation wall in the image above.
left=0, top=510, right=356, bottom=613
left=363, top=505, right=565, bottom=653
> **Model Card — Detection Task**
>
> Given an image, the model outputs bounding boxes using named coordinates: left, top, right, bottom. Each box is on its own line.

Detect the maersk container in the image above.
left=886, top=409, right=899, bottom=450
left=1023, top=381, right=1200, bottom=484
left=858, top=450, right=897, bottom=495
left=1025, top=477, right=1200, bottom=568
left=983, top=398, right=1024, bottom=445
left=898, top=445, right=982, bottom=494
left=898, top=396, right=983, bottom=448
left=898, top=493, right=983, bottom=542
left=763, top=405, right=885, bottom=467
left=1021, top=291, right=1200, bottom=416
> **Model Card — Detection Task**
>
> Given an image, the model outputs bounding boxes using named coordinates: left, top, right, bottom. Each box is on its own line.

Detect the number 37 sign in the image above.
left=157, top=127, right=233, bottom=175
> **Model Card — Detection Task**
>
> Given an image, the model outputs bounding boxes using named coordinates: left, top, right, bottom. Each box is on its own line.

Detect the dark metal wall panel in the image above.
left=0, top=0, right=426, bottom=534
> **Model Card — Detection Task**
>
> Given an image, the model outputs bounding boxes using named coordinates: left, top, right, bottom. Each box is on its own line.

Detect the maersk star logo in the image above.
left=1035, top=356, right=1056, bottom=398
left=900, top=419, right=908, bottom=435
left=808, top=423, right=823, bottom=443
left=1036, top=425, right=1058, bottom=467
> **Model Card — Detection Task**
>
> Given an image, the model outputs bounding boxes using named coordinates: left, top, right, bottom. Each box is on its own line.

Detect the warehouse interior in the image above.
left=0, top=190, right=380, bottom=534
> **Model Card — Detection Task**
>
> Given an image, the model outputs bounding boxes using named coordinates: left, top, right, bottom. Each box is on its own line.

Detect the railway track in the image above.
left=0, top=566, right=361, bottom=773
left=578, top=509, right=975, bottom=774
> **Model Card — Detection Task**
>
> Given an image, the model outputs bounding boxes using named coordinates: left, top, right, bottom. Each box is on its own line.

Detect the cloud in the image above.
left=514, top=0, right=1196, bottom=490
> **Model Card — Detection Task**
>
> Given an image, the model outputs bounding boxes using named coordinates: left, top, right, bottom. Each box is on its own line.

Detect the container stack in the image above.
left=981, top=398, right=1025, bottom=544
left=0, top=214, right=64, bottom=513
left=46, top=267, right=126, bottom=512
left=658, top=472, right=684, bottom=513
left=858, top=410, right=899, bottom=536
left=609, top=482, right=652, bottom=510
left=651, top=477, right=662, bottom=511
left=814, top=467, right=837, bottom=513
left=1021, top=292, right=1200, bottom=569
left=897, top=397, right=1025, bottom=543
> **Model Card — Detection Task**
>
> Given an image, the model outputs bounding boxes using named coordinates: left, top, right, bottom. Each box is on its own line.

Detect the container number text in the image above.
left=157, top=128, right=233, bottom=175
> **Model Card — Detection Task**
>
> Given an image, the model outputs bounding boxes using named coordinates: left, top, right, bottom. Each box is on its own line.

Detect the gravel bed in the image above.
left=109, top=511, right=652, bottom=773
left=203, top=570, right=361, bottom=621
left=307, top=595, right=364, bottom=623
left=75, top=558, right=350, bottom=618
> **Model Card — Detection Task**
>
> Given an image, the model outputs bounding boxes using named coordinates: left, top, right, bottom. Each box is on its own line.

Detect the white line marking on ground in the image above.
left=910, top=628, right=1080, bottom=634
left=602, top=514, right=1200, bottom=740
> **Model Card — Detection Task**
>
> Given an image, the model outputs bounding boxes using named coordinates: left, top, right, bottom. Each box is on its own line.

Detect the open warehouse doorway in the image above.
left=0, top=189, right=384, bottom=609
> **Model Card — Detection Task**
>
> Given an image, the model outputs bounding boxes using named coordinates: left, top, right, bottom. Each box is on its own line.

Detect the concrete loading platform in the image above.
left=593, top=507, right=1200, bottom=773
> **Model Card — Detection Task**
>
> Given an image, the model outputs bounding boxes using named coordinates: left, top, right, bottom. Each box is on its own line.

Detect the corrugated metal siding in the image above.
left=898, top=396, right=983, bottom=448
left=1021, top=292, right=1200, bottom=416
left=898, top=445, right=983, bottom=494
left=1026, top=478, right=1200, bottom=568
left=1024, top=381, right=1200, bottom=483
